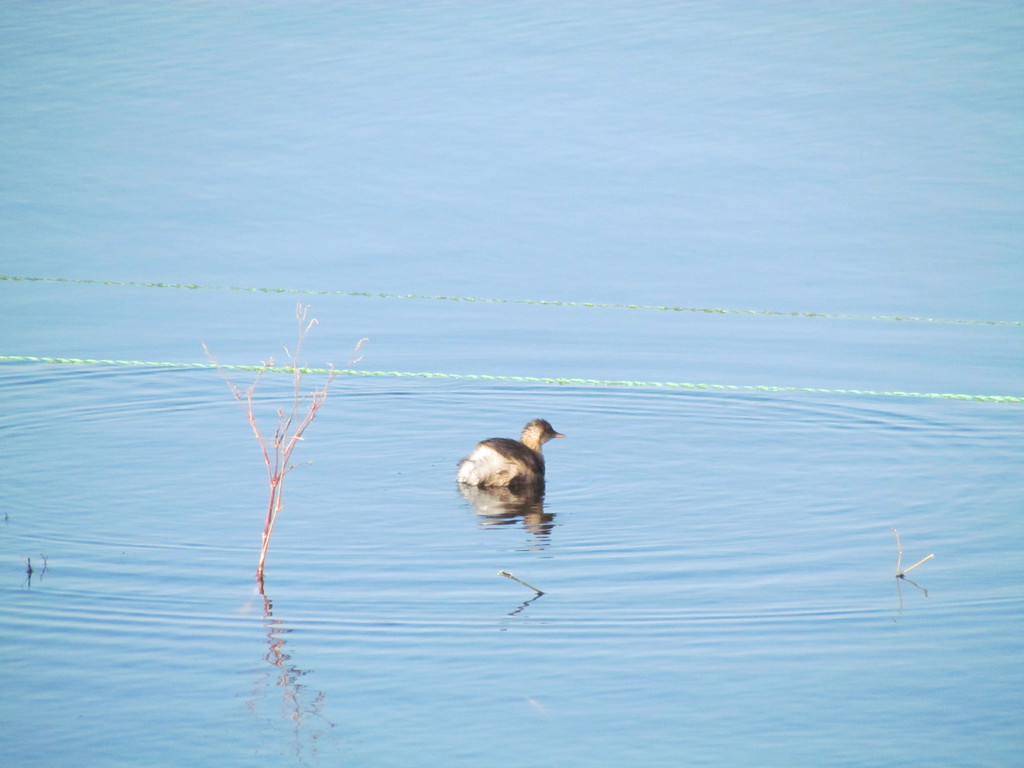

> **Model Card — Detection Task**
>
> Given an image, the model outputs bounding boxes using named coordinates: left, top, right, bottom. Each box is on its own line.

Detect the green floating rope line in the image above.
left=1, top=355, right=1020, bottom=403
left=2, top=274, right=1020, bottom=327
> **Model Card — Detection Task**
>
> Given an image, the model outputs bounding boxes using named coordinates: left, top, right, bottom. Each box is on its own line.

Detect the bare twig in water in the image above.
left=900, top=553, right=935, bottom=576
left=499, top=570, right=544, bottom=595
left=892, top=528, right=935, bottom=579
left=205, top=304, right=367, bottom=589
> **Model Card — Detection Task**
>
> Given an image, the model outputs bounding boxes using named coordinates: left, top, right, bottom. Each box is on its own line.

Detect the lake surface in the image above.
left=2, top=4, right=1022, bottom=767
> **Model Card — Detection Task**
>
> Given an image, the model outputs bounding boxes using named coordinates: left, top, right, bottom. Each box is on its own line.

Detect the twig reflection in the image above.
left=248, top=589, right=334, bottom=762
left=894, top=572, right=930, bottom=618
left=506, top=591, right=545, bottom=618
left=21, top=554, right=48, bottom=589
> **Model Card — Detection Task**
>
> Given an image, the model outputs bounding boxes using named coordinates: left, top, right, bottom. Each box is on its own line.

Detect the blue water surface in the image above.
left=1, top=3, right=1022, bottom=767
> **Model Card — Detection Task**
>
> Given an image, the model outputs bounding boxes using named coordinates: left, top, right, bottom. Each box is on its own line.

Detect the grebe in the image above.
left=456, top=419, right=564, bottom=489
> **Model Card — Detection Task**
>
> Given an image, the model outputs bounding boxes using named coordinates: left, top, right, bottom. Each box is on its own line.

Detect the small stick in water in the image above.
left=892, top=528, right=935, bottom=578
left=900, top=553, right=935, bottom=577
left=498, top=570, right=544, bottom=595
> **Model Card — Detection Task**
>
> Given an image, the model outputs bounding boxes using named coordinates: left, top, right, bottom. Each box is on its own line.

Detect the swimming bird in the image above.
left=456, top=419, right=564, bottom=489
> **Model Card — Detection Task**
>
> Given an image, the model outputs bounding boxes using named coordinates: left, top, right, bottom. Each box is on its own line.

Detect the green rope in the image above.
left=2, top=274, right=1019, bottom=327
left=1, top=355, right=1020, bottom=403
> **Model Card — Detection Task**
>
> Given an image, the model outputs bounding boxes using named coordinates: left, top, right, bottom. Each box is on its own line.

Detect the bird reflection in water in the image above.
left=457, top=483, right=556, bottom=541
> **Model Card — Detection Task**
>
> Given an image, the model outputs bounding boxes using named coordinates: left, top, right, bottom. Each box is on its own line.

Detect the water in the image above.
left=2, top=3, right=1022, bottom=767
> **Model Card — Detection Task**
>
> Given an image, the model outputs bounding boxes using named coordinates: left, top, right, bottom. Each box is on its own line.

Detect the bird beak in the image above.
left=554, top=432, right=565, bottom=438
